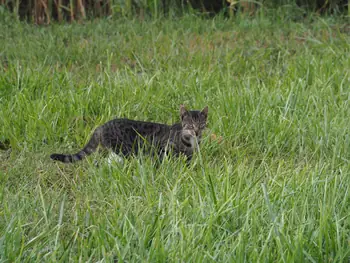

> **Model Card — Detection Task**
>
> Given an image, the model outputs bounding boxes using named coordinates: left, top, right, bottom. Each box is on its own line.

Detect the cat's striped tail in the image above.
left=50, top=128, right=101, bottom=163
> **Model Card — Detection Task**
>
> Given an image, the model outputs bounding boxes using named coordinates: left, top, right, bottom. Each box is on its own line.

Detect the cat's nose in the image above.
left=195, top=130, right=199, bottom=136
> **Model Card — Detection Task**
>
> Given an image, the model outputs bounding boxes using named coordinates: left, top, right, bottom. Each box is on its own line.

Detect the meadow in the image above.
left=0, top=11, right=349, bottom=262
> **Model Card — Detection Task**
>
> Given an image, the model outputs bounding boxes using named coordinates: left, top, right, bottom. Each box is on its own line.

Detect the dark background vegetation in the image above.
left=0, top=0, right=348, bottom=24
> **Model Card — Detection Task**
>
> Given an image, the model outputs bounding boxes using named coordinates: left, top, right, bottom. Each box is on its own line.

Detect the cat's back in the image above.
left=103, top=117, right=170, bottom=135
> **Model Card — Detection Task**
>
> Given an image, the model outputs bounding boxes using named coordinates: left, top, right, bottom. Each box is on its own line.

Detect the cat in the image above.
left=50, top=105, right=208, bottom=164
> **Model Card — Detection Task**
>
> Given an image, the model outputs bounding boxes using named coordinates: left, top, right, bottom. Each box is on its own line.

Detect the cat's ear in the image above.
left=201, top=106, right=208, bottom=118
left=180, top=104, right=189, bottom=119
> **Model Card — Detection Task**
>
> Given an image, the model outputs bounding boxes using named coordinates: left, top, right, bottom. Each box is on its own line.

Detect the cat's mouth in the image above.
left=182, top=131, right=198, bottom=149
left=182, top=130, right=196, bottom=138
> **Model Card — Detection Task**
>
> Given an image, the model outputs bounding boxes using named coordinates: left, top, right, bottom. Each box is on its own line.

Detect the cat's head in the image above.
left=180, top=105, right=208, bottom=146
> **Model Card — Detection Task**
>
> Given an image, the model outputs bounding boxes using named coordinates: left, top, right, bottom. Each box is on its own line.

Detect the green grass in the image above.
left=1, top=13, right=350, bottom=262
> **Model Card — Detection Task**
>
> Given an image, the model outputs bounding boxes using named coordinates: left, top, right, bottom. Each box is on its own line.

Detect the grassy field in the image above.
left=0, top=12, right=350, bottom=262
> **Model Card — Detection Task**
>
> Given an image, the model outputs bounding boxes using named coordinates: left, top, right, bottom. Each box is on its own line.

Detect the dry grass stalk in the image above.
left=77, top=0, right=86, bottom=19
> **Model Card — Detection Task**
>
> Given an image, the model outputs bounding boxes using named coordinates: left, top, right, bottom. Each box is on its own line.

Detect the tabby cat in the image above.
left=50, top=105, right=208, bottom=164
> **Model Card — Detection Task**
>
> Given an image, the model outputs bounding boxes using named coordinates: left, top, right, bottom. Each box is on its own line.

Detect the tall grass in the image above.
left=0, top=14, right=350, bottom=261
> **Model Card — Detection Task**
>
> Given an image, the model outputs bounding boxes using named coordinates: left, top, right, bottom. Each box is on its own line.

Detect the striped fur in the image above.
left=50, top=127, right=101, bottom=163
left=50, top=105, right=208, bottom=164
